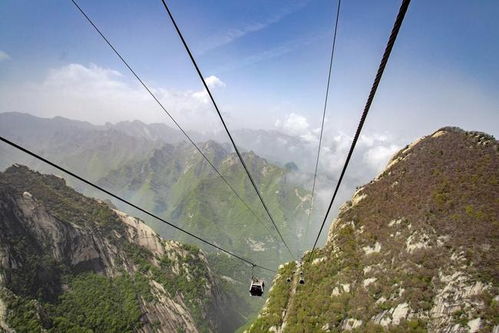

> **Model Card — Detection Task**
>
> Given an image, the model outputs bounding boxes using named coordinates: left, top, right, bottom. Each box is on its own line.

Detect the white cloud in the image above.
left=205, top=75, right=225, bottom=89
left=271, top=111, right=405, bottom=246
left=0, top=50, right=10, bottom=62
left=363, top=144, right=399, bottom=171
left=0, top=63, right=226, bottom=133
left=275, top=113, right=310, bottom=136
left=42, top=64, right=126, bottom=93
left=273, top=111, right=402, bottom=182
left=192, top=75, right=226, bottom=103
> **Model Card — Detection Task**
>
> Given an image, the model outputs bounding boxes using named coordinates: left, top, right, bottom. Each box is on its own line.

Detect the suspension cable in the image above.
left=159, top=0, right=297, bottom=261
left=0, top=136, right=276, bottom=273
left=311, top=0, right=411, bottom=253
left=307, top=0, right=342, bottom=232
left=70, top=0, right=282, bottom=250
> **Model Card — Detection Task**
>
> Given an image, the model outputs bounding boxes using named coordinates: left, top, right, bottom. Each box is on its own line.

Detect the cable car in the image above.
left=299, top=271, right=305, bottom=284
left=249, top=278, right=265, bottom=296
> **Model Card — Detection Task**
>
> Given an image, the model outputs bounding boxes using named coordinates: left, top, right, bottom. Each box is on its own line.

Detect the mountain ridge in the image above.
left=96, top=138, right=312, bottom=263
left=247, top=127, right=498, bottom=333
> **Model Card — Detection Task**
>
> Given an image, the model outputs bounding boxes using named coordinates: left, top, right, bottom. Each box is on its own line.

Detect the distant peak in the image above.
left=201, top=140, right=227, bottom=154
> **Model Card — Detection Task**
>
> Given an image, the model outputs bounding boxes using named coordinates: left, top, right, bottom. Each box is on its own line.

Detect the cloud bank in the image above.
left=272, top=111, right=402, bottom=246
left=274, top=111, right=400, bottom=179
left=0, top=63, right=226, bottom=133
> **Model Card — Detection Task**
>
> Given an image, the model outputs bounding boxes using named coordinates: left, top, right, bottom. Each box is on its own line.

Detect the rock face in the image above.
left=0, top=165, right=240, bottom=332
left=248, top=128, right=498, bottom=332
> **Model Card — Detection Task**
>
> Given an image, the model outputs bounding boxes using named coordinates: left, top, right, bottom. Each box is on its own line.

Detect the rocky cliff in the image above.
left=247, top=127, right=498, bottom=333
left=0, top=165, right=245, bottom=332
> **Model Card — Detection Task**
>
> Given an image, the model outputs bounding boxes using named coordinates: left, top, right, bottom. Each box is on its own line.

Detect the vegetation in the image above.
left=0, top=288, right=45, bottom=333
left=248, top=128, right=499, bottom=332
left=99, top=142, right=311, bottom=268
left=121, top=239, right=213, bottom=330
left=0, top=165, right=247, bottom=332
left=0, top=165, right=125, bottom=233
left=2, top=273, right=146, bottom=333
left=250, top=261, right=296, bottom=331
left=49, top=273, right=145, bottom=332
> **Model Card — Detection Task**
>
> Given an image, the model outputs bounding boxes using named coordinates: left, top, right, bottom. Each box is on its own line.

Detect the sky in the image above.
left=1, top=0, right=498, bottom=252
left=1, top=0, right=498, bottom=164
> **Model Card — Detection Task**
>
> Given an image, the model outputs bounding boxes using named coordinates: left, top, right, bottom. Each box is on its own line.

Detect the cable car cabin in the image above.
left=249, top=279, right=265, bottom=296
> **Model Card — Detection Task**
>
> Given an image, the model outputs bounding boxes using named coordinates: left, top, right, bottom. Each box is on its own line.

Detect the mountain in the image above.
left=0, top=112, right=317, bottom=327
left=0, top=112, right=369, bottom=233
left=108, top=119, right=205, bottom=144
left=247, top=127, right=498, bottom=332
left=0, top=112, right=201, bottom=147
left=0, top=112, right=161, bottom=180
left=0, top=112, right=393, bottom=216
left=0, top=113, right=209, bottom=183
left=97, top=140, right=311, bottom=267
left=0, top=112, right=314, bottom=265
left=0, top=165, right=251, bottom=332
left=220, top=129, right=310, bottom=168
left=0, top=113, right=306, bottom=173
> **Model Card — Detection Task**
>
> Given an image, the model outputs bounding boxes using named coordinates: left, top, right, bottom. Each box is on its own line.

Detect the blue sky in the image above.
left=1, top=0, right=498, bottom=238
left=1, top=0, right=498, bottom=143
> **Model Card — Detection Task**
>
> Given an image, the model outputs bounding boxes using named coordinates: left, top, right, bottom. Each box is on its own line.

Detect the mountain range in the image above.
left=0, top=111, right=390, bottom=229
left=0, top=112, right=318, bottom=266
left=1, top=114, right=498, bottom=332
left=1, top=110, right=403, bottom=243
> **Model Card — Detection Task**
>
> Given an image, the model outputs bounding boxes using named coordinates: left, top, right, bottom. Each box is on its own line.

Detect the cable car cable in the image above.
left=0, top=136, right=276, bottom=273
left=159, top=0, right=297, bottom=261
left=70, top=0, right=281, bottom=249
left=311, top=0, right=412, bottom=253
left=307, top=0, right=342, bottom=231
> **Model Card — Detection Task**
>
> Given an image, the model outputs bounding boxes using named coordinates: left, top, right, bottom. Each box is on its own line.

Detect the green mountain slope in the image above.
left=247, top=128, right=498, bottom=333
left=0, top=165, right=252, bottom=332
left=99, top=141, right=311, bottom=268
